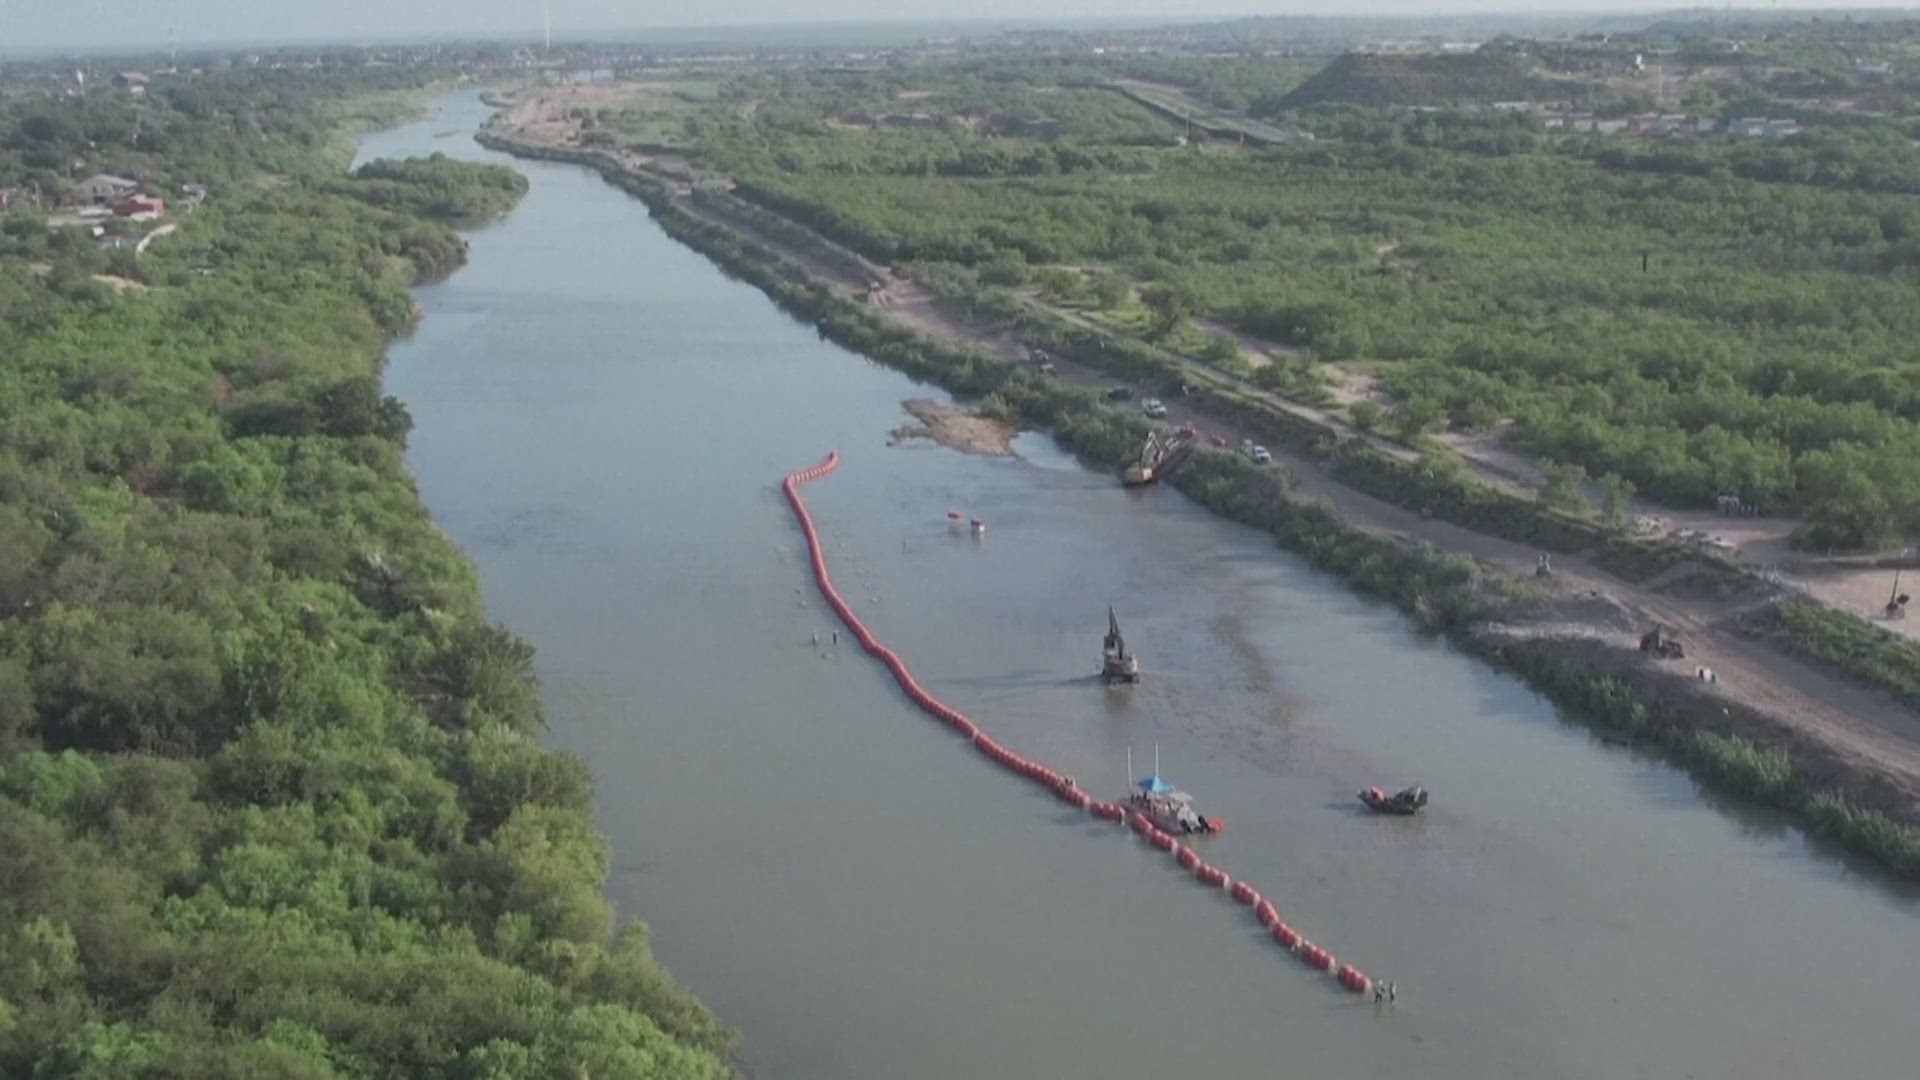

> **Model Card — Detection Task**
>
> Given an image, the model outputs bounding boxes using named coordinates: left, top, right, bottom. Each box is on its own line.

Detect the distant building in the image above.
left=75, top=174, right=139, bottom=205
left=1726, top=117, right=1800, bottom=138
left=114, top=71, right=150, bottom=94
left=117, top=195, right=164, bottom=220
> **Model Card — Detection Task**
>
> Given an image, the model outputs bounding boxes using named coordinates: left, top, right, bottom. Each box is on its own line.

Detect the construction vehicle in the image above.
left=1121, top=426, right=1198, bottom=487
left=1639, top=625, right=1684, bottom=659
left=1102, top=607, right=1140, bottom=684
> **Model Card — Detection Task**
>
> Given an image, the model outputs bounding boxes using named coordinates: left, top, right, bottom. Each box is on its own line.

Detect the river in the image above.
left=359, top=93, right=1920, bottom=1080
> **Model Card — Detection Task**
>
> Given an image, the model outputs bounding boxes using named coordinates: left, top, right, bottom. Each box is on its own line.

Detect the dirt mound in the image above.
left=1282, top=51, right=1570, bottom=109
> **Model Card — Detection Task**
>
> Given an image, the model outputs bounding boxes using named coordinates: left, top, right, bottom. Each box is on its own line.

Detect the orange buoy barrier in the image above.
left=1337, top=964, right=1372, bottom=995
left=782, top=452, right=1378, bottom=996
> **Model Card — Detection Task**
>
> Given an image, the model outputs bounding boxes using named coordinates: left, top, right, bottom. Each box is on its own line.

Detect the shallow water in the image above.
left=366, top=93, right=1920, bottom=1080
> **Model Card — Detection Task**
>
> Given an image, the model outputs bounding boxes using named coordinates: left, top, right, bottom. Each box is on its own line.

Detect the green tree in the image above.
left=1139, top=282, right=1197, bottom=339
left=1543, top=460, right=1591, bottom=515
left=1600, top=473, right=1637, bottom=529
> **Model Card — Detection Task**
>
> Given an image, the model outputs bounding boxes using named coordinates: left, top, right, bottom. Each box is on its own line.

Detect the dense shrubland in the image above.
left=341, top=153, right=531, bottom=222
left=669, top=74, right=1920, bottom=549
left=0, top=76, right=729, bottom=1077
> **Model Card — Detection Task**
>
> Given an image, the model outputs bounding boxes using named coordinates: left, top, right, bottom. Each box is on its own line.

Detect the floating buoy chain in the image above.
left=781, top=453, right=1374, bottom=995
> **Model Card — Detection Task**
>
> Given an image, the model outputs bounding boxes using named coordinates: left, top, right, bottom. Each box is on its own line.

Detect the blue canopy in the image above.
left=1137, top=775, right=1175, bottom=794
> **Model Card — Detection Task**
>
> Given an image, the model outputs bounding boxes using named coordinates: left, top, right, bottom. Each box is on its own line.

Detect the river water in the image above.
left=361, top=93, right=1920, bottom=1080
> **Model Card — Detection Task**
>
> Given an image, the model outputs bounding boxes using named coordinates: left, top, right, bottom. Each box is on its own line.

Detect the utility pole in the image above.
left=543, top=0, right=551, bottom=56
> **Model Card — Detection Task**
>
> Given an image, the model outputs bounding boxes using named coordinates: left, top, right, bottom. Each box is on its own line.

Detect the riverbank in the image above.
left=472, top=124, right=1920, bottom=881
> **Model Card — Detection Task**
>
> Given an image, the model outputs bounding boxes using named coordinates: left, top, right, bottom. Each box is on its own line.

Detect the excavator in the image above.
left=1102, top=607, right=1140, bottom=684
left=1121, top=426, right=1198, bottom=487
left=1639, top=625, right=1685, bottom=660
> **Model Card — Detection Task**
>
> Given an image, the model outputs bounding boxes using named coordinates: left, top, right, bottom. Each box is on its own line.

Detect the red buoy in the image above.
left=1337, top=964, right=1371, bottom=995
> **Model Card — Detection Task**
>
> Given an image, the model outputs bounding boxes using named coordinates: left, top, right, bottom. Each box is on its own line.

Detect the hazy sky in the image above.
left=3, top=0, right=1915, bottom=49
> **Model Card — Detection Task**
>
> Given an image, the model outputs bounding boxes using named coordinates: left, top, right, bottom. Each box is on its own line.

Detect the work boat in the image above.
left=1359, top=786, right=1429, bottom=815
left=1101, top=607, right=1140, bottom=684
left=1130, top=775, right=1223, bottom=836
left=1125, top=749, right=1223, bottom=836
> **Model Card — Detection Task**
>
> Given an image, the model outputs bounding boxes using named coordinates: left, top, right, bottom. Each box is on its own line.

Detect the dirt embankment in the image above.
left=889, top=399, right=1017, bottom=457
left=490, top=90, right=1920, bottom=833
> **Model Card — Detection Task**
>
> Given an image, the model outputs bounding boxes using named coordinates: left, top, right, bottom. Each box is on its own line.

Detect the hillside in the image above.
left=1280, top=50, right=1572, bottom=109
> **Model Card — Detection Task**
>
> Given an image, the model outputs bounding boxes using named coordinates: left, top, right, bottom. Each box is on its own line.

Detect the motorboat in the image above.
left=1359, top=786, right=1429, bottom=815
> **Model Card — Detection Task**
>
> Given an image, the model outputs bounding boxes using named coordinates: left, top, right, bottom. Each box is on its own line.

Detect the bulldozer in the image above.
left=1639, top=625, right=1684, bottom=660
left=1121, top=426, right=1198, bottom=487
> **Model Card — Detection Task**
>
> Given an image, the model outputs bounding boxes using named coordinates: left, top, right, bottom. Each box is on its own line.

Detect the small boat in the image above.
left=1359, top=786, right=1429, bottom=815
left=1127, top=747, right=1223, bottom=836
left=1130, top=775, right=1223, bottom=836
left=1102, top=607, right=1140, bottom=684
